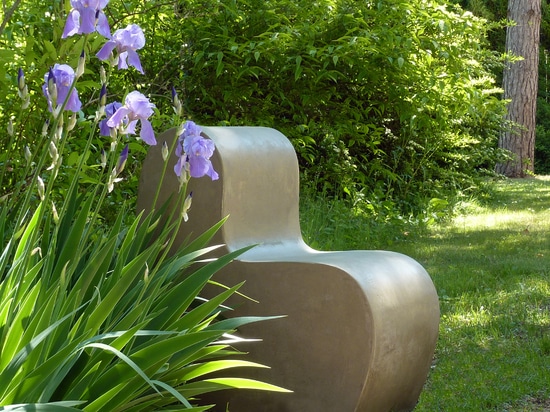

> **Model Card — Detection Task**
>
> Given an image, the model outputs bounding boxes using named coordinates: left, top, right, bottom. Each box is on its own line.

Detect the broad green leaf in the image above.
left=82, top=381, right=127, bottom=412
left=0, top=238, right=13, bottom=285
left=181, top=360, right=270, bottom=381
left=155, top=407, right=213, bottom=412
left=127, top=211, right=155, bottom=257
left=0, top=280, right=42, bottom=370
left=205, top=315, right=286, bottom=333
left=152, top=244, right=223, bottom=284
left=148, top=246, right=254, bottom=331
left=172, top=282, right=244, bottom=332
left=114, top=208, right=142, bottom=268
left=0, top=298, right=12, bottom=332
left=160, top=346, right=230, bottom=383
left=14, top=204, right=42, bottom=262
left=54, top=330, right=175, bottom=402
left=87, top=331, right=224, bottom=400
left=83, top=246, right=157, bottom=332
left=82, top=342, right=163, bottom=396
left=104, top=296, right=156, bottom=332
left=0, top=401, right=85, bottom=411
left=205, top=377, right=292, bottom=392
left=17, top=287, right=59, bottom=373
left=68, top=235, right=118, bottom=304
left=150, top=380, right=193, bottom=408
left=9, top=339, right=81, bottom=404
left=0, top=302, right=87, bottom=401
left=52, top=194, right=94, bottom=281
left=43, top=40, right=57, bottom=60
left=176, top=218, right=227, bottom=256
left=180, top=378, right=292, bottom=397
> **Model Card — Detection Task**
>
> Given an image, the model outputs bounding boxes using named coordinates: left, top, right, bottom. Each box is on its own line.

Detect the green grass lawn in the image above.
left=301, top=177, right=550, bottom=411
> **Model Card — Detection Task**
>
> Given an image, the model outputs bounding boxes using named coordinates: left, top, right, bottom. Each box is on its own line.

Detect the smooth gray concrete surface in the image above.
left=137, top=126, right=440, bottom=412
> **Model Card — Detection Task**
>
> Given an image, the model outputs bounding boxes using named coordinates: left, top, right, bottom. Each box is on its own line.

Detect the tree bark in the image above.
left=496, top=0, right=541, bottom=177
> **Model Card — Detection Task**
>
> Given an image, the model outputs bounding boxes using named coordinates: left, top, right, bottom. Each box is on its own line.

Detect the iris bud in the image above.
left=24, top=146, right=32, bottom=165
left=76, top=50, right=85, bottom=78
left=182, top=191, right=193, bottom=222
left=162, top=141, right=169, bottom=161
left=37, top=176, right=45, bottom=201
left=17, top=68, right=25, bottom=92
left=100, top=149, right=107, bottom=168
left=116, top=144, right=129, bottom=175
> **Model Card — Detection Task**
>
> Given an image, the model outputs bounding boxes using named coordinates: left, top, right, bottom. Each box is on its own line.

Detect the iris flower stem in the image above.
left=85, top=138, right=120, bottom=238
left=146, top=117, right=196, bottom=272
left=150, top=126, right=182, bottom=212
left=151, top=179, right=189, bottom=275
left=12, top=34, right=100, bottom=291
left=66, top=68, right=123, bottom=256
left=53, top=36, right=91, bottom=220
left=3, top=47, right=92, bottom=332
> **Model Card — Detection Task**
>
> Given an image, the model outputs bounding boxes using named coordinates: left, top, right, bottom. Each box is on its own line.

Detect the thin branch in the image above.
left=0, top=0, right=23, bottom=35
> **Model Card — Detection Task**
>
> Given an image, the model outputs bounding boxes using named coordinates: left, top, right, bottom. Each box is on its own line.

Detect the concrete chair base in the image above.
left=137, top=126, right=439, bottom=412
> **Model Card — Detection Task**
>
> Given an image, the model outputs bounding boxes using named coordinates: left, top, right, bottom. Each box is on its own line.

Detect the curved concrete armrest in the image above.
left=137, top=126, right=439, bottom=412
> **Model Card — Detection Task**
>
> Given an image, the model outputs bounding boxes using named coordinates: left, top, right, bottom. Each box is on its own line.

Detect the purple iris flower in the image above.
left=42, top=64, right=82, bottom=113
left=96, top=24, right=145, bottom=73
left=185, top=135, right=219, bottom=180
left=62, top=0, right=111, bottom=39
left=99, top=101, right=123, bottom=136
left=174, top=120, right=202, bottom=157
left=174, top=120, right=219, bottom=180
left=106, top=91, right=156, bottom=145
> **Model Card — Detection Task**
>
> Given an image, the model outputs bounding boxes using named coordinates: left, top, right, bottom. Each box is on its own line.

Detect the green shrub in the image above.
left=135, top=0, right=507, bottom=215
left=1, top=0, right=509, bottom=220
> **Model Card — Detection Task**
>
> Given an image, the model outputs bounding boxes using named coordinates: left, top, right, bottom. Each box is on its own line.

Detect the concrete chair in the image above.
left=137, top=126, right=439, bottom=412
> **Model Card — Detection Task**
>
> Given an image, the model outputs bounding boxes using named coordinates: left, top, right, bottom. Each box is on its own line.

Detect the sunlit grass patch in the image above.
left=300, top=176, right=550, bottom=411
left=410, top=178, right=550, bottom=411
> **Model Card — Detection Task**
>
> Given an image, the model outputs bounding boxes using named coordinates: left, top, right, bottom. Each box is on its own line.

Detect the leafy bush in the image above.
left=0, top=1, right=287, bottom=410
left=1, top=0, right=509, bottom=219
left=131, top=0, right=508, bottom=215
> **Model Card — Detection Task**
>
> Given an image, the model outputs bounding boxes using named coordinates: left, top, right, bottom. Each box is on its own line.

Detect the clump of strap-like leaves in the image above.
left=0, top=1, right=288, bottom=410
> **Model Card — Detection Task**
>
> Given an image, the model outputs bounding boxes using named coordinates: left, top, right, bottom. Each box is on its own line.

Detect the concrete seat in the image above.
left=137, top=126, right=439, bottom=412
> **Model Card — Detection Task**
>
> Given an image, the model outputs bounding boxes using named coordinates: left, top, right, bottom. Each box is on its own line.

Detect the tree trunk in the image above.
left=496, top=0, right=541, bottom=177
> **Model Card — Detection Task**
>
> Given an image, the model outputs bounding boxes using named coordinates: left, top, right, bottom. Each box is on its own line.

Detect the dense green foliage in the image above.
left=1, top=0, right=509, bottom=220
left=150, top=0, right=507, bottom=215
